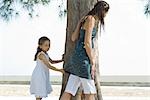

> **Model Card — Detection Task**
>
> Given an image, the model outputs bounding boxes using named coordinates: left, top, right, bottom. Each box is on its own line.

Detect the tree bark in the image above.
left=59, top=0, right=103, bottom=100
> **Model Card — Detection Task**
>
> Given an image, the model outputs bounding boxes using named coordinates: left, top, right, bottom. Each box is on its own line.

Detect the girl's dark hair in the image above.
left=87, top=1, right=109, bottom=30
left=34, top=36, right=50, bottom=61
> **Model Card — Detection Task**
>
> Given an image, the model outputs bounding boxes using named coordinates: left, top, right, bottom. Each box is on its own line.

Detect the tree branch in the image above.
left=0, top=0, right=50, bottom=21
left=145, top=0, right=150, bottom=16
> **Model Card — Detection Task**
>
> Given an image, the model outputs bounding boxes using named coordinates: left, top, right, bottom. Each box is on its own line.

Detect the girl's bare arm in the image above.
left=71, top=17, right=86, bottom=42
left=38, top=53, right=64, bottom=73
left=84, top=16, right=96, bottom=79
left=71, top=22, right=81, bottom=42
left=49, top=57, right=63, bottom=64
left=84, top=16, right=96, bottom=65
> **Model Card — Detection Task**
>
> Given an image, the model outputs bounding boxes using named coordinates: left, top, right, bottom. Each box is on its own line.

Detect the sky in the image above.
left=0, top=0, right=149, bottom=76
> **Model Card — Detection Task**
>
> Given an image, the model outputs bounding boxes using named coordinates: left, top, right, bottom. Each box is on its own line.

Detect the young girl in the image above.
left=30, top=36, right=64, bottom=100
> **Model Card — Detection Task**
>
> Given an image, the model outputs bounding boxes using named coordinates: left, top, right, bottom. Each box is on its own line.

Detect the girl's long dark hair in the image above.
left=87, top=1, right=109, bottom=31
left=34, top=36, right=50, bottom=61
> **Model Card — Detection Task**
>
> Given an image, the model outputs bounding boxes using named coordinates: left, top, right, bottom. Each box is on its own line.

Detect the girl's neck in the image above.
left=41, top=50, right=47, bottom=54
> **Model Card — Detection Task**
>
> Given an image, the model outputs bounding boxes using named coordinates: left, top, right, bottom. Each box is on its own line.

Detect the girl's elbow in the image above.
left=71, top=37, right=75, bottom=42
left=71, top=32, right=78, bottom=42
left=71, top=36, right=76, bottom=42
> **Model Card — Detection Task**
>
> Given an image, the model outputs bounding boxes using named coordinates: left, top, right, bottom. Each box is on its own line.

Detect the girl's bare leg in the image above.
left=60, top=92, right=72, bottom=100
left=85, top=94, right=95, bottom=100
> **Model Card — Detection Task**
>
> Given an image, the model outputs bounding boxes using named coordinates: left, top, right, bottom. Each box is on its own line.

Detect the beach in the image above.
left=0, top=84, right=149, bottom=100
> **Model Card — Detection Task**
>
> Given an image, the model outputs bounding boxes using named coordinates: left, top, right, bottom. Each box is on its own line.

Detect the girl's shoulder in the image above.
left=37, top=51, right=50, bottom=60
left=81, top=15, right=96, bottom=28
left=37, top=51, right=46, bottom=59
left=83, top=15, right=95, bottom=22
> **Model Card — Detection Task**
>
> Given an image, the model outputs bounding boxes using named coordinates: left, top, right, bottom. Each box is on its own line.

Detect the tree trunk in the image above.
left=59, top=0, right=103, bottom=100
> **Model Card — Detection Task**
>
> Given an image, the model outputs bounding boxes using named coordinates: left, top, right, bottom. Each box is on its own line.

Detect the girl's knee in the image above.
left=85, top=94, right=95, bottom=100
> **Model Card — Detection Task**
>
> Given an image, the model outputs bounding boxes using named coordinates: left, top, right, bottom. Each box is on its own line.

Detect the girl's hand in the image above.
left=90, top=57, right=96, bottom=79
left=91, top=64, right=96, bottom=79
left=59, top=69, right=65, bottom=74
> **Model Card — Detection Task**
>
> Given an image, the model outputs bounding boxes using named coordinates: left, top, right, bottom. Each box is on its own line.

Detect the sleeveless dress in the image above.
left=30, top=52, right=52, bottom=98
left=64, top=27, right=97, bottom=79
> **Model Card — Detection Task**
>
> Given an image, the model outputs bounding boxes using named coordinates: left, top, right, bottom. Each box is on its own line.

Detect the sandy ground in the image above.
left=0, top=85, right=149, bottom=100
left=0, top=96, right=149, bottom=100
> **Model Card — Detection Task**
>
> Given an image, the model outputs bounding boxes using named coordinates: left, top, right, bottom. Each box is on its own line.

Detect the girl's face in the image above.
left=40, top=40, right=50, bottom=52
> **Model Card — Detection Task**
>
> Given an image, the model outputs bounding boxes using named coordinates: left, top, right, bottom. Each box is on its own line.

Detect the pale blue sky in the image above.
left=0, top=0, right=149, bottom=76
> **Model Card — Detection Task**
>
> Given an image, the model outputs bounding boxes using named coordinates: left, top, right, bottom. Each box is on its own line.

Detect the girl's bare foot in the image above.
left=36, top=97, right=42, bottom=100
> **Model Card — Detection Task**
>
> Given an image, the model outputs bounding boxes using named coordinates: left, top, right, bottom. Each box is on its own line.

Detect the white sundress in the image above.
left=30, top=51, right=52, bottom=98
